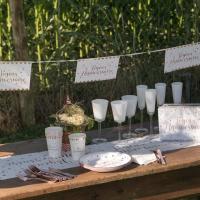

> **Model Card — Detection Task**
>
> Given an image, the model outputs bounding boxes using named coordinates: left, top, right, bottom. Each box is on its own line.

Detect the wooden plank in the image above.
left=21, top=166, right=200, bottom=200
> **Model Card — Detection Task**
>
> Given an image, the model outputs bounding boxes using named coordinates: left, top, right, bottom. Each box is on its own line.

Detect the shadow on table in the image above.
left=0, top=138, right=47, bottom=157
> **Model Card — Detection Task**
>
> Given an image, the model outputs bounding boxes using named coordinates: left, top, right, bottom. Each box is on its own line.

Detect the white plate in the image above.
left=79, top=151, right=132, bottom=172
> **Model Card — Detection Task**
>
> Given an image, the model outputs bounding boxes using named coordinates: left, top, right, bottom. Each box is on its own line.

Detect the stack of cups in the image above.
left=45, top=127, right=63, bottom=159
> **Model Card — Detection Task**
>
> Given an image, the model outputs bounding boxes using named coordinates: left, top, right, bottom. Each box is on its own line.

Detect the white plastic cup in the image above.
left=121, top=95, right=138, bottom=118
left=92, top=99, right=108, bottom=122
left=145, top=89, right=157, bottom=114
left=136, top=85, right=148, bottom=110
left=69, top=133, right=86, bottom=161
left=111, top=100, right=127, bottom=123
left=155, top=83, right=166, bottom=106
left=45, top=126, right=63, bottom=159
left=171, top=82, right=183, bottom=104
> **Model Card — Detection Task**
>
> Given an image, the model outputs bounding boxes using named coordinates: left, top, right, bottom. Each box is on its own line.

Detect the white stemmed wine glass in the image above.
left=92, top=99, right=108, bottom=144
left=154, top=83, right=166, bottom=132
left=111, top=100, right=127, bottom=141
left=145, top=89, right=156, bottom=135
left=121, top=95, right=138, bottom=139
left=135, top=85, right=148, bottom=135
left=171, top=82, right=183, bottom=104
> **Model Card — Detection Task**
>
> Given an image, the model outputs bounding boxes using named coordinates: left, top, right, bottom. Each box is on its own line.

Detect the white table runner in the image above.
left=0, top=135, right=199, bottom=180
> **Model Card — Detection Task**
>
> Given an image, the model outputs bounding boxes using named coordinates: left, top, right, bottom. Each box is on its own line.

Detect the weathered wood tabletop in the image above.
left=1, top=126, right=200, bottom=200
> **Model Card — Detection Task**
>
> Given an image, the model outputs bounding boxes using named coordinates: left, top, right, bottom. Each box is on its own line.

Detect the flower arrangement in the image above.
left=52, top=96, right=94, bottom=133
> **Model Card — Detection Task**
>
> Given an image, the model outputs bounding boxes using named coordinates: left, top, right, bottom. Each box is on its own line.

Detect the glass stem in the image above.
left=157, top=105, right=160, bottom=127
left=128, top=117, right=132, bottom=133
left=98, top=121, right=102, bottom=139
left=149, top=115, right=153, bottom=135
left=140, top=109, right=144, bottom=128
left=118, top=123, right=122, bottom=140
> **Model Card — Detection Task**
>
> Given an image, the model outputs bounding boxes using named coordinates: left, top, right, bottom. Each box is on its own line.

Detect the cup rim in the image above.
left=111, top=100, right=127, bottom=105
left=136, top=85, right=148, bottom=89
left=45, top=126, right=63, bottom=135
left=92, top=99, right=109, bottom=104
left=45, top=126, right=63, bottom=130
left=171, top=82, right=183, bottom=86
left=155, top=82, right=166, bottom=87
left=68, top=132, right=86, bottom=139
left=146, top=89, right=156, bottom=93
left=121, top=95, right=137, bottom=100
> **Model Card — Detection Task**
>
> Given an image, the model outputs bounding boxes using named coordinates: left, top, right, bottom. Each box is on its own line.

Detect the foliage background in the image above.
left=0, top=0, right=200, bottom=141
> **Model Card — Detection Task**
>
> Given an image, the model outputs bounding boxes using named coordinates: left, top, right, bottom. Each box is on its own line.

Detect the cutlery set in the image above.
left=17, top=165, right=76, bottom=183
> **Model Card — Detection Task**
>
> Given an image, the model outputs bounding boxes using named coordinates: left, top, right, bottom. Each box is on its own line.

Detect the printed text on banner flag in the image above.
left=0, top=62, right=32, bottom=91
left=75, top=57, right=120, bottom=83
left=164, top=43, right=200, bottom=73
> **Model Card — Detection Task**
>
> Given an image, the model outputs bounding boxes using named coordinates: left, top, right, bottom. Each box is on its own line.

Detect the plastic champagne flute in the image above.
left=121, top=95, right=138, bottom=138
left=135, top=85, right=148, bottom=136
left=154, top=83, right=166, bottom=132
left=111, top=100, right=127, bottom=141
left=145, top=89, right=156, bottom=136
left=92, top=99, right=109, bottom=144
left=155, top=83, right=166, bottom=106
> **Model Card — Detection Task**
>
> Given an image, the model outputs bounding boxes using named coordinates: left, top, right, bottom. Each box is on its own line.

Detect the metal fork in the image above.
left=29, top=165, right=74, bottom=180
left=24, top=168, right=58, bottom=182
left=17, top=174, right=53, bottom=183
left=28, top=166, right=64, bottom=181
left=48, top=167, right=77, bottom=178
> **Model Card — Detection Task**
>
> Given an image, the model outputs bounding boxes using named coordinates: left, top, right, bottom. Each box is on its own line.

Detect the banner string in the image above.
left=0, top=42, right=199, bottom=64
left=32, top=47, right=167, bottom=64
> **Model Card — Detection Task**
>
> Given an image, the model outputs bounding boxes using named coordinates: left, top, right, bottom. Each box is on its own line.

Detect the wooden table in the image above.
left=1, top=127, right=200, bottom=200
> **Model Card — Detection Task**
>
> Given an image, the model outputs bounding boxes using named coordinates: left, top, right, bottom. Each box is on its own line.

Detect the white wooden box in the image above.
left=159, top=104, right=200, bottom=141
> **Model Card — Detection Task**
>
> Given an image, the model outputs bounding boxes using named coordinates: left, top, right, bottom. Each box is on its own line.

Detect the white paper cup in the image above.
left=45, top=127, right=63, bottom=159
left=69, top=133, right=86, bottom=161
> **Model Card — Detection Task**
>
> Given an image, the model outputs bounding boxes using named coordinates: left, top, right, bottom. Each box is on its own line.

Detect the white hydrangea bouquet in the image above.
left=53, top=97, right=94, bottom=132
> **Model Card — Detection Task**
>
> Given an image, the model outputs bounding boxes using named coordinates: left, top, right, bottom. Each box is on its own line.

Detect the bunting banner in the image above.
left=0, top=42, right=199, bottom=89
left=0, top=62, right=32, bottom=91
left=164, top=43, right=200, bottom=73
left=75, top=56, right=120, bottom=83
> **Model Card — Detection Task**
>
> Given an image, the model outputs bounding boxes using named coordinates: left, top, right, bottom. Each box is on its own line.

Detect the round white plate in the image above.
left=79, top=151, right=132, bottom=172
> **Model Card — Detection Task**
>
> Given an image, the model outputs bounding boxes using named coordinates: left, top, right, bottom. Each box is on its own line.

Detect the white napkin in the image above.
left=130, top=149, right=157, bottom=165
